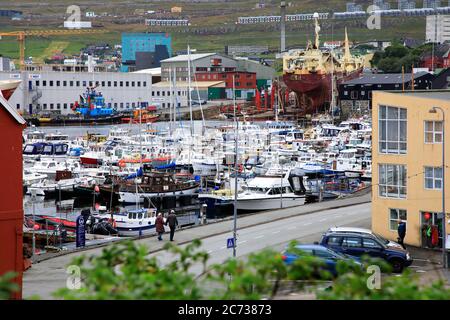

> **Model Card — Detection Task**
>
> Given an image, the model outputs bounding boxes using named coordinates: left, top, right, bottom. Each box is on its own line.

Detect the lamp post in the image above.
left=429, top=106, right=447, bottom=268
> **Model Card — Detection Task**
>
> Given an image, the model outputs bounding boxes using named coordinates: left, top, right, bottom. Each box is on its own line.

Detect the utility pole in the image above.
left=233, top=74, right=238, bottom=258
left=430, top=106, right=447, bottom=269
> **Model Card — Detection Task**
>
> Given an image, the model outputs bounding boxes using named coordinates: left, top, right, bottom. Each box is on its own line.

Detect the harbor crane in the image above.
left=0, top=29, right=106, bottom=70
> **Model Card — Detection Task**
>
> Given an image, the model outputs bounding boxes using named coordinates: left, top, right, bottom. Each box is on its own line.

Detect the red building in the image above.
left=420, top=44, right=450, bottom=70
left=0, top=84, right=26, bottom=299
left=195, top=71, right=256, bottom=89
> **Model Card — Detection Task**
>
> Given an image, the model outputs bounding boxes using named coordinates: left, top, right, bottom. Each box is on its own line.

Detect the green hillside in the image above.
left=0, top=1, right=427, bottom=61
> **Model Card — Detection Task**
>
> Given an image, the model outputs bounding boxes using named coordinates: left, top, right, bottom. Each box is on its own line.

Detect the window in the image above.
left=108, top=81, right=111, bottom=87
left=36, top=81, right=40, bottom=86
left=56, top=81, right=60, bottom=86
left=76, top=81, right=80, bottom=87
left=49, top=81, right=54, bottom=87
left=63, top=103, right=67, bottom=109
left=350, top=91, right=358, bottom=99
left=43, top=80, right=47, bottom=86
left=342, top=237, right=362, bottom=248
left=379, top=164, right=407, bottom=198
left=363, top=238, right=382, bottom=249
left=389, top=208, right=407, bottom=231
left=378, top=105, right=407, bottom=154
left=425, top=166, right=443, bottom=190
left=314, top=250, right=334, bottom=259
left=102, top=81, right=106, bottom=87
left=63, top=81, right=67, bottom=87
left=424, top=121, right=443, bottom=143
left=69, top=81, right=74, bottom=87
left=114, top=81, right=117, bottom=87
left=326, top=236, right=342, bottom=247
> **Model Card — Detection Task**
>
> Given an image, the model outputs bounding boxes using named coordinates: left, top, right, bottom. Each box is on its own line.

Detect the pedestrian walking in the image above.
left=166, top=209, right=179, bottom=242
left=397, top=220, right=406, bottom=249
left=155, top=212, right=165, bottom=241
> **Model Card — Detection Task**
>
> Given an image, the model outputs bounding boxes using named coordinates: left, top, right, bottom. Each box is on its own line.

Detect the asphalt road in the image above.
left=151, top=203, right=371, bottom=274
left=23, top=203, right=370, bottom=299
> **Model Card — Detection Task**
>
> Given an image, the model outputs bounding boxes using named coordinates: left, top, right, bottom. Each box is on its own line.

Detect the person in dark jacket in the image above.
left=166, top=210, right=179, bottom=242
left=155, top=213, right=165, bottom=241
left=397, top=220, right=406, bottom=249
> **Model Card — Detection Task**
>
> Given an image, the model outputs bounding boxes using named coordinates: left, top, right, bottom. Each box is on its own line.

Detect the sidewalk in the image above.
left=29, top=192, right=372, bottom=265
left=406, top=245, right=450, bottom=286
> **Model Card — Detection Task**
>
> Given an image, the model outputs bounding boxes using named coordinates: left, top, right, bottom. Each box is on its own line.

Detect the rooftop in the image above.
left=343, top=72, right=430, bottom=85
left=153, top=80, right=225, bottom=88
left=161, top=53, right=215, bottom=63
left=394, top=90, right=450, bottom=101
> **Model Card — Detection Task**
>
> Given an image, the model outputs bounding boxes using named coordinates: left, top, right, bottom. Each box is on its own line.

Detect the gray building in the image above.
left=161, top=53, right=238, bottom=82
left=0, top=71, right=154, bottom=115
left=160, top=53, right=275, bottom=84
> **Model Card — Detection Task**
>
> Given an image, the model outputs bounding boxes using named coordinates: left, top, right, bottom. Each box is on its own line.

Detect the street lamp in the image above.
left=429, top=106, right=448, bottom=268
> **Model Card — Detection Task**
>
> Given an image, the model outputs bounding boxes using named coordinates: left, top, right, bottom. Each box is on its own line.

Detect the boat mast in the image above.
left=137, top=98, right=143, bottom=210
left=169, top=67, right=173, bottom=135
left=314, top=12, right=320, bottom=49
left=187, top=45, right=194, bottom=137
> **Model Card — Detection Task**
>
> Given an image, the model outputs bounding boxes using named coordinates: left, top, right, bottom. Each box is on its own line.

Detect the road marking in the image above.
left=240, top=240, right=248, bottom=244
left=335, top=215, right=343, bottom=218
left=303, top=222, right=312, bottom=226
left=220, top=246, right=226, bottom=250
left=272, top=230, right=281, bottom=234
left=287, top=226, right=297, bottom=230
left=319, top=218, right=327, bottom=222
left=254, top=235, right=264, bottom=239
left=416, top=270, right=427, bottom=273
left=207, top=250, right=213, bottom=254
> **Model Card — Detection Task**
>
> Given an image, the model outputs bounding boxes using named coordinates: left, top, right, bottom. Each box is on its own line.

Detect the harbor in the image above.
left=21, top=113, right=372, bottom=258
left=1, top=0, right=450, bottom=303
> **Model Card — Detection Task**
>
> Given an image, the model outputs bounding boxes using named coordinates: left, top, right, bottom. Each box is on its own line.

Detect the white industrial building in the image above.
left=0, top=71, right=189, bottom=115
left=426, top=14, right=450, bottom=42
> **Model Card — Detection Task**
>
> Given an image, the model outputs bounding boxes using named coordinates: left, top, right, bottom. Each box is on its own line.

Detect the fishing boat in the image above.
left=34, top=86, right=123, bottom=126
left=199, top=173, right=306, bottom=212
left=89, top=208, right=165, bottom=237
left=117, top=171, right=199, bottom=204
left=282, top=15, right=364, bottom=114
left=121, top=107, right=159, bottom=124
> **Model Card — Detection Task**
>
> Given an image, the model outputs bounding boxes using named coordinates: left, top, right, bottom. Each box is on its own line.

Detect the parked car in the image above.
left=320, top=232, right=413, bottom=273
left=327, top=227, right=403, bottom=249
left=192, top=99, right=207, bottom=105
left=281, top=244, right=362, bottom=277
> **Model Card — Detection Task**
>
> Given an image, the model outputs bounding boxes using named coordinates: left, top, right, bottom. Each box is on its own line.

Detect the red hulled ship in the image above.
left=282, top=15, right=364, bottom=115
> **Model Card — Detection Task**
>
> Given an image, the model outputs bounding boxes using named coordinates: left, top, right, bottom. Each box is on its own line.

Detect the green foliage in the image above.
left=371, top=42, right=435, bottom=73
left=0, top=272, right=19, bottom=300
left=53, top=240, right=450, bottom=300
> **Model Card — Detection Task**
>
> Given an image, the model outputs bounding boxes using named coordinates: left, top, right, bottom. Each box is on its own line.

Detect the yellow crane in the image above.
left=0, top=29, right=106, bottom=70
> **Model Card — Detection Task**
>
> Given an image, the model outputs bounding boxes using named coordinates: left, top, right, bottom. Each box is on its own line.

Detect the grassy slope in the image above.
left=0, top=1, right=426, bottom=61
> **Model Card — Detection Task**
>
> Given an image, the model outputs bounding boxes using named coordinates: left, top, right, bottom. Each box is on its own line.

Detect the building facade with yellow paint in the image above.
left=372, top=90, right=449, bottom=249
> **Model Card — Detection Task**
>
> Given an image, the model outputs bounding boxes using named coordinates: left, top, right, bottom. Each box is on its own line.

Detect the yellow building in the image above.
left=372, top=90, right=449, bottom=249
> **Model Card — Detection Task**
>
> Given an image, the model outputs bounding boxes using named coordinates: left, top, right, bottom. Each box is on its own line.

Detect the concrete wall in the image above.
left=372, top=91, right=450, bottom=247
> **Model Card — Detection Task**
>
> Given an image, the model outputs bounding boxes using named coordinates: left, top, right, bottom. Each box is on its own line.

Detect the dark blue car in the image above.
left=281, top=244, right=362, bottom=277
left=320, top=232, right=413, bottom=273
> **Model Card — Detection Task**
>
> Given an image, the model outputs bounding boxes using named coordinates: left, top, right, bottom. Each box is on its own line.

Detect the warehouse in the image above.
left=0, top=71, right=153, bottom=115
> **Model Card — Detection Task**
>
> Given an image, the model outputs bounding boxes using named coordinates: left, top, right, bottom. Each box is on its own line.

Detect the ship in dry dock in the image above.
left=282, top=15, right=365, bottom=115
